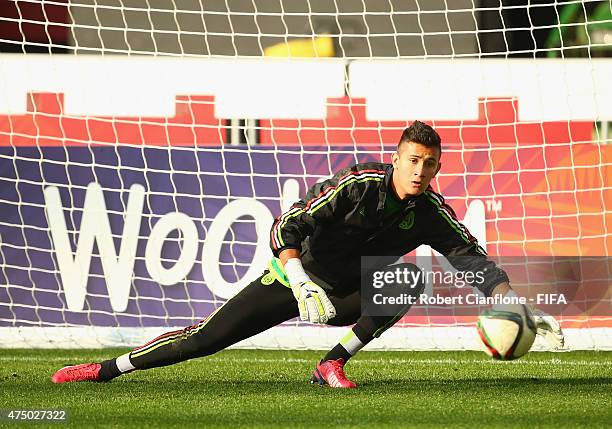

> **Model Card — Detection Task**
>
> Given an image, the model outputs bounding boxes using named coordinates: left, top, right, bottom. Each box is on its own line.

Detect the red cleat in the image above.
left=51, top=363, right=101, bottom=384
left=311, top=358, right=357, bottom=388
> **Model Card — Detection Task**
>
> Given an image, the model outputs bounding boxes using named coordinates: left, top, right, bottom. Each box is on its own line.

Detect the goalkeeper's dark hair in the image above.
left=398, top=121, right=442, bottom=158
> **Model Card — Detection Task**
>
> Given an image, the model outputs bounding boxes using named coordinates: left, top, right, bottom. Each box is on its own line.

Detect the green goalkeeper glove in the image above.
left=291, top=281, right=336, bottom=324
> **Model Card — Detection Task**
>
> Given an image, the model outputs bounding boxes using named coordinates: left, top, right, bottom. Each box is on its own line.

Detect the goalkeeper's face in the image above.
left=391, top=141, right=441, bottom=198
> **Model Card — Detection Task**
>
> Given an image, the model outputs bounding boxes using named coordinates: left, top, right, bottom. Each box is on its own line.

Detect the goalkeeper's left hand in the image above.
left=530, top=306, right=565, bottom=349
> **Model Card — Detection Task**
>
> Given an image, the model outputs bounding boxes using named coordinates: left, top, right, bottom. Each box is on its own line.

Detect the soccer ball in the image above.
left=476, top=306, right=537, bottom=360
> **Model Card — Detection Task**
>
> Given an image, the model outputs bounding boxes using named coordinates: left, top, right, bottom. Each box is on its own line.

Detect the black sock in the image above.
left=98, top=359, right=122, bottom=382
left=323, top=343, right=352, bottom=362
left=322, top=324, right=375, bottom=363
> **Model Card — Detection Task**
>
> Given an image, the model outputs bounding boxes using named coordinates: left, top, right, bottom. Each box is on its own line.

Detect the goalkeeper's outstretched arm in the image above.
left=423, top=191, right=565, bottom=350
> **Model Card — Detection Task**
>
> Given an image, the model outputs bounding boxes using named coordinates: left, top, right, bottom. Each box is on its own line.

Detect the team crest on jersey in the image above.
left=261, top=273, right=275, bottom=285
left=399, top=211, right=415, bottom=230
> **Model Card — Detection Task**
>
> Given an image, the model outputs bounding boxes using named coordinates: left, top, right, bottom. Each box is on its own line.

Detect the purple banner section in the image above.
left=0, top=146, right=389, bottom=327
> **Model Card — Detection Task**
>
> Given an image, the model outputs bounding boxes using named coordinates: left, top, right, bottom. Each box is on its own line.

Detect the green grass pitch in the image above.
left=1, top=349, right=611, bottom=428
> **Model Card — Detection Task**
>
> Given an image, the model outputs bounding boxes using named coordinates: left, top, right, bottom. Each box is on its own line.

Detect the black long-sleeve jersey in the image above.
left=270, top=162, right=508, bottom=296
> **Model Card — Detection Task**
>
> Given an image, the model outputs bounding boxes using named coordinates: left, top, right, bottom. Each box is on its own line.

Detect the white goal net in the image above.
left=0, top=0, right=611, bottom=350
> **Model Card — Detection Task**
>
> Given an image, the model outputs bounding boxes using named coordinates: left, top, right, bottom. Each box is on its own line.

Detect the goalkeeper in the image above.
left=52, top=121, right=564, bottom=388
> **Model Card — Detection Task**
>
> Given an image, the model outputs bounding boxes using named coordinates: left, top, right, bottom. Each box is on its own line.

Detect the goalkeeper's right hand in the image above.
left=291, top=281, right=336, bottom=325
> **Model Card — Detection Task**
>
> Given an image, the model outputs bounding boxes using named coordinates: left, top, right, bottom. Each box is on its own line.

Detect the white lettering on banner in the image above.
left=44, top=183, right=145, bottom=312
left=145, top=212, right=199, bottom=286
left=201, top=199, right=274, bottom=299
left=281, top=179, right=300, bottom=212
left=44, top=184, right=486, bottom=311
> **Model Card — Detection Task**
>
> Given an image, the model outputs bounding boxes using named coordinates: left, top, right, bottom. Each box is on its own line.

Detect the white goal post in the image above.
left=0, top=1, right=611, bottom=350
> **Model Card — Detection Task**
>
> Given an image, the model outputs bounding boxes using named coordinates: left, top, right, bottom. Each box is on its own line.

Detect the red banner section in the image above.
left=260, top=97, right=594, bottom=147
left=0, top=94, right=226, bottom=147
left=0, top=94, right=594, bottom=147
